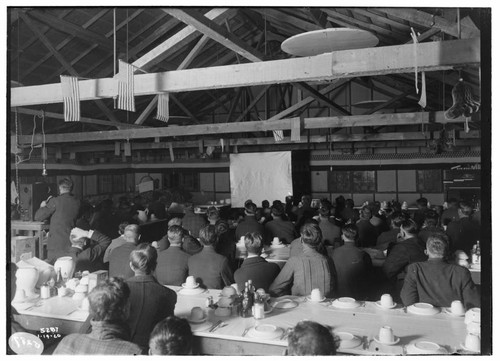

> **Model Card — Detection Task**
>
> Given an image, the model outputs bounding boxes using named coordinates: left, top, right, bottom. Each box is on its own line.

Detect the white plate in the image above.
left=273, top=299, right=299, bottom=309
left=406, top=341, right=448, bottom=355
left=181, top=282, right=199, bottom=289
left=408, top=303, right=440, bottom=316
left=336, top=332, right=362, bottom=349
left=331, top=298, right=361, bottom=309
left=247, top=324, right=283, bottom=340
left=375, top=301, right=397, bottom=309
left=306, top=296, right=327, bottom=303
left=187, top=316, right=207, bottom=324
left=373, top=336, right=400, bottom=345
left=444, top=307, right=465, bottom=317
left=460, top=343, right=480, bottom=353
left=178, top=287, right=206, bottom=295
left=189, top=321, right=212, bottom=332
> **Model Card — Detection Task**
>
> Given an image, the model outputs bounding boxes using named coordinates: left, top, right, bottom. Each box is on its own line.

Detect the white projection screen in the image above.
left=230, top=151, right=293, bottom=207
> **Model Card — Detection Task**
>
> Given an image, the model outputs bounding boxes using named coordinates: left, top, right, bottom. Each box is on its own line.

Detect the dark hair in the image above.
left=149, top=316, right=193, bottom=355
left=423, top=210, right=440, bottom=227
left=118, top=221, right=129, bottom=235
left=271, top=202, right=285, bottom=217
left=341, top=224, right=358, bottom=241
left=319, top=200, right=331, bottom=217
left=426, top=234, right=449, bottom=257
left=360, top=206, right=372, bottom=220
left=88, top=277, right=130, bottom=322
left=206, top=206, right=220, bottom=221
left=345, top=198, right=354, bottom=208
left=181, top=235, right=203, bottom=255
left=58, top=178, right=73, bottom=191
left=199, top=224, right=217, bottom=246
left=245, top=202, right=257, bottom=215
left=391, top=211, right=406, bottom=228
left=167, top=225, right=184, bottom=244
left=416, top=197, right=428, bottom=207
left=215, top=219, right=230, bottom=235
left=287, top=321, right=336, bottom=356
left=459, top=202, right=473, bottom=216
left=129, top=243, right=157, bottom=274
left=401, top=219, right=418, bottom=235
left=148, top=202, right=166, bottom=220
left=261, top=200, right=270, bottom=208
left=300, top=223, right=323, bottom=249
left=244, top=232, right=263, bottom=254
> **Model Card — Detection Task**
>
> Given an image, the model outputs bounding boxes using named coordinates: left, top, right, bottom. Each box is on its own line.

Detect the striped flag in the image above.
left=156, top=92, right=169, bottom=122
left=273, top=130, right=284, bottom=142
left=116, top=60, right=135, bottom=112
left=60, top=75, right=80, bottom=122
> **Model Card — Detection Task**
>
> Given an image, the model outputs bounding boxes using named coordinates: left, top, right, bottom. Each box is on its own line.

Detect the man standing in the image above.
left=401, top=234, right=480, bottom=309
left=109, top=224, right=141, bottom=279
left=67, top=227, right=111, bottom=273
left=34, top=178, right=80, bottom=263
left=156, top=225, right=190, bottom=286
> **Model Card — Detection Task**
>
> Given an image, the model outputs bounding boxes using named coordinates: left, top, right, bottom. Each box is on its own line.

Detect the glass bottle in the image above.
left=253, top=294, right=265, bottom=319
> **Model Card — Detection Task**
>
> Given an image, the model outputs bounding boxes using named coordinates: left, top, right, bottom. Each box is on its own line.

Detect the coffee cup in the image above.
left=272, top=237, right=281, bottom=245
left=310, top=288, right=323, bottom=302
left=451, top=300, right=466, bottom=315
left=185, top=276, right=197, bottom=288
left=464, top=333, right=480, bottom=352
left=380, top=294, right=394, bottom=308
left=378, top=326, right=394, bottom=344
left=57, top=286, right=68, bottom=297
left=465, top=307, right=481, bottom=324
left=190, top=307, right=205, bottom=322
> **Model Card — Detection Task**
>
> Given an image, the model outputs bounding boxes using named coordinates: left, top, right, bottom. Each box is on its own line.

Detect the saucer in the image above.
left=407, top=341, right=448, bottom=354
left=187, top=315, right=207, bottom=324
left=336, top=332, right=362, bottom=349
left=331, top=298, right=360, bottom=309
left=460, top=343, right=480, bottom=353
left=270, top=244, right=285, bottom=249
left=444, top=307, right=465, bottom=317
left=182, top=282, right=199, bottom=289
left=373, top=336, right=400, bottom=345
left=247, top=324, right=283, bottom=340
left=408, top=303, right=440, bottom=316
left=375, top=301, right=397, bottom=309
left=189, top=321, right=212, bottom=332
left=306, top=296, right=327, bottom=303
left=273, top=299, right=299, bottom=309
left=179, top=287, right=206, bottom=295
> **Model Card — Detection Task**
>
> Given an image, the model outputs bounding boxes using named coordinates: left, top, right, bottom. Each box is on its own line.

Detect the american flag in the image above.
left=273, top=130, right=284, bottom=142
left=156, top=92, right=169, bottom=122
left=117, top=60, right=135, bottom=112
left=60, top=75, right=80, bottom=122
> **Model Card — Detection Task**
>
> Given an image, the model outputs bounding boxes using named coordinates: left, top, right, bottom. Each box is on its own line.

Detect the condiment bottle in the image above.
left=253, top=294, right=265, bottom=319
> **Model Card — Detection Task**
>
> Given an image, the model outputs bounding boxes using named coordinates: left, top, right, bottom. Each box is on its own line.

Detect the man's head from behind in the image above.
left=198, top=224, right=217, bottom=246
left=390, top=211, right=406, bottom=229
left=271, top=202, right=285, bottom=218
left=300, top=223, right=323, bottom=250
left=244, top=232, right=263, bottom=255
left=426, top=234, right=449, bottom=259
left=87, top=277, right=130, bottom=322
left=287, top=320, right=336, bottom=356
left=129, top=243, right=157, bottom=275
left=168, top=225, right=184, bottom=245
left=149, top=316, right=193, bottom=355
left=123, top=224, right=141, bottom=244
left=58, top=178, right=73, bottom=194
left=416, top=197, right=428, bottom=209
left=400, top=219, right=418, bottom=239
left=244, top=202, right=257, bottom=216
left=207, top=207, right=220, bottom=223
left=341, top=223, right=358, bottom=243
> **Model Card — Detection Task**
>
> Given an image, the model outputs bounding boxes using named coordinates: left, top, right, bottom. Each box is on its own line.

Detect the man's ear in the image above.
left=129, top=262, right=134, bottom=271
left=148, top=348, right=152, bottom=355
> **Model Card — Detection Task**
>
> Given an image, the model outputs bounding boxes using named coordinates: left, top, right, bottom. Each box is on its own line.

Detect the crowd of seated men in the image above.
left=11, top=191, right=481, bottom=355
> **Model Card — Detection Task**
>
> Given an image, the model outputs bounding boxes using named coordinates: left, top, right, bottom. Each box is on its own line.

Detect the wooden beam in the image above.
left=26, top=10, right=119, bottom=49
left=294, top=82, right=351, bottom=116
left=13, top=108, right=143, bottom=129
left=134, top=97, right=159, bottom=125
left=133, top=8, right=236, bottom=71
left=11, top=38, right=480, bottom=107
left=13, top=111, right=474, bottom=145
left=234, top=86, right=272, bottom=122
left=252, top=8, right=322, bottom=32
left=170, top=95, right=200, bottom=123
left=18, top=12, right=120, bottom=124
left=225, top=88, right=244, bottom=123
left=178, top=34, right=211, bottom=70
left=381, top=8, right=480, bottom=39
left=163, top=8, right=264, bottom=62
left=307, top=8, right=329, bottom=28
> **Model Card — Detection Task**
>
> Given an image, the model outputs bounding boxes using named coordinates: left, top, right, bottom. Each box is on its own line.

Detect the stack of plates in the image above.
left=247, top=324, right=283, bottom=340
left=406, top=341, right=448, bottom=354
left=331, top=297, right=361, bottom=309
left=407, top=303, right=440, bottom=316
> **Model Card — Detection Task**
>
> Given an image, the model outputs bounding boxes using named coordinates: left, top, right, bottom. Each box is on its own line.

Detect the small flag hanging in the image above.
left=273, top=130, right=284, bottom=142
left=60, top=75, right=80, bottom=122
left=116, top=60, right=136, bottom=112
left=156, top=92, right=169, bottom=122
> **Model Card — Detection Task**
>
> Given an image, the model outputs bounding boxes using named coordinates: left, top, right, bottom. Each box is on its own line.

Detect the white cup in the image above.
left=272, top=237, right=280, bottom=245
left=380, top=294, right=394, bottom=308
left=378, top=326, right=394, bottom=344
left=185, top=276, right=197, bottom=288
left=310, top=288, right=323, bottom=302
left=464, top=333, right=481, bottom=352
left=190, top=307, right=205, bottom=321
left=451, top=300, right=466, bottom=315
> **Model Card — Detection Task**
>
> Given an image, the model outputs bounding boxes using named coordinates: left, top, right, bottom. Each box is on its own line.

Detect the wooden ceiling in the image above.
left=8, top=7, right=486, bottom=157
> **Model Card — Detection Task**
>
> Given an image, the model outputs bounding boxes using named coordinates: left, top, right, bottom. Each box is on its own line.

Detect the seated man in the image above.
left=269, top=223, right=336, bottom=298
left=148, top=316, right=193, bottom=355
left=264, top=202, right=297, bottom=245
left=108, top=224, right=141, bottom=279
left=182, top=202, right=207, bottom=237
left=418, top=210, right=446, bottom=244
left=103, top=221, right=129, bottom=264
left=413, top=197, right=429, bottom=229
left=156, top=225, right=191, bottom=286
left=317, top=200, right=341, bottom=247
left=446, top=201, right=480, bottom=253
left=234, top=232, right=280, bottom=292
left=126, top=244, right=177, bottom=351
left=356, top=206, right=379, bottom=248
left=286, top=321, right=337, bottom=356
left=235, top=202, right=265, bottom=242
left=330, top=224, right=373, bottom=300
left=188, top=225, right=234, bottom=289
left=67, top=227, right=112, bottom=273
left=401, top=234, right=480, bottom=309
left=53, top=277, right=142, bottom=355
left=214, top=220, right=238, bottom=272
left=376, top=211, right=405, bottom=251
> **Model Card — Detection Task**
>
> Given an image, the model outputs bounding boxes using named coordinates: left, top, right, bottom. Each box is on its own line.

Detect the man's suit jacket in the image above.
left=34, top=192, right=80, bottom=261
left=108, top=242, right=137, bottom=279
left=126, top=274, right=177, bottom=349
left=376, top=228, right=399, bottom=250
left=188, top=246, right=234, bottom=289
left=356, top=219, right=379, bottom=248
left=401, top=259, right=480, bottom=309
left=235, top=215, right=266, bottom=241
left=67, top=230, right=111, bottom=273
left=156, top=245, right=190, bottom=286
left=264, top=218, right=297, bottom=245
left=446, top=217, right=480, bottom=253
left=234, top=256, right=280, bottom=292
left=182, top=210, right=207, bottom=238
